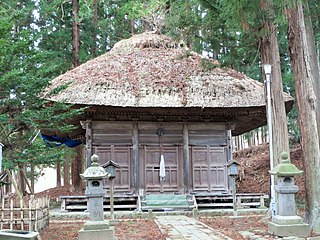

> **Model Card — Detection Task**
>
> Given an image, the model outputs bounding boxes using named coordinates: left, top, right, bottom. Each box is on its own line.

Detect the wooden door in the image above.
left=95, top=146, right=132, bottom=192
left=143, top=146, right=182, bottom=192
left=191, top=146, right=227, bottom=192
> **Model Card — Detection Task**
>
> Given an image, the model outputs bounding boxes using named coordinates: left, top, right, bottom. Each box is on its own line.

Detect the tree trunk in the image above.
left=259, top=0, right=290, bottom=166
left=56, top=160, right=61, bottom=187
left=63, top=155, right=70, bottom=186
left=71, top=145, right=83, bottom=192
left=72, top=0, right=80, bottom=68
left=92, top=0, right=98, bottom=56
left=286, top=1, right=320, bottom=231
left=18, top=163, right=26, bottom=196
left=30, top=162, right=35, bottom=194
left=303, top=2, right=320, bottom=142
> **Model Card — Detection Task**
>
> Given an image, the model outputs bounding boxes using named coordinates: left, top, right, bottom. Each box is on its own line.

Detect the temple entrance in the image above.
left=142, top=146, right=183, bottom=193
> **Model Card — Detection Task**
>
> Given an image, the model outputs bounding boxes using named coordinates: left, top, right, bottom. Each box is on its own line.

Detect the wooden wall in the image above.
left=85, top=121, right=229, bottom=194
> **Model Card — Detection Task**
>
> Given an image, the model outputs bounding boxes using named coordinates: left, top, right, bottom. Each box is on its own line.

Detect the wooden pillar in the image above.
left=132, top=123, right=139, bottom=193
left=183, top=124, right=190, bottom=193
left=227, top=129, right=233, bottom=191
left=227, top=129, right=233, bottom=161
left=81, top=120, right=92, bottom=168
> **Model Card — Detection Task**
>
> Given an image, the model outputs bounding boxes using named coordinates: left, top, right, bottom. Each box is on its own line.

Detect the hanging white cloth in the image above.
left=159, top=154, right=165, bottom=181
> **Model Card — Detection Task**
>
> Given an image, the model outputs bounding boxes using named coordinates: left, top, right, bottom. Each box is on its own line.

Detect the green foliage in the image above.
left=0, top=0, right=84, bottom=170
left=165, top=1, right=202, bottom=51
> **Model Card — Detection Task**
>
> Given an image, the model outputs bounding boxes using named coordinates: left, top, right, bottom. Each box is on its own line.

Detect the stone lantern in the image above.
left=268, top=151, right=309, bottom=237
left=78, top=154, right=115, bottom=240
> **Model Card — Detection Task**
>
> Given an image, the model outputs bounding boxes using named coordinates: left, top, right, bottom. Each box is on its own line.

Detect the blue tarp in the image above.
left=41, top=134, right=82, bottom=148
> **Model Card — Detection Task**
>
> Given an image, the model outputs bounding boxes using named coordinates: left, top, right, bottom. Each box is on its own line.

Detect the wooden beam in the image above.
left=227, top=129, right=233, bottom=162
left=132, top=123, right=139, bottom=192
left=227, top=128, right=233, bottom=191
left=183, top=124, right=190, bottom=193
left=82, top=120, right=92, bottom=167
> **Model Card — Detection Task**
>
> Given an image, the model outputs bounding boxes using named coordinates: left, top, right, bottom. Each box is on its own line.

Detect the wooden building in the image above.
left=43, top=32, right=293, bottom=195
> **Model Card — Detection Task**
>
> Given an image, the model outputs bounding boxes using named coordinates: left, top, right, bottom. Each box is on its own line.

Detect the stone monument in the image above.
left=78, top=154, right=116, bottom=240
left=268, top=151, right=310, bottom=237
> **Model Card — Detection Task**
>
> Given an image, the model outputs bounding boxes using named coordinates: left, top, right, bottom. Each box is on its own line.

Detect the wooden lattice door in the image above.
left=191, top=146, right=227, bottom=192
left=143, top=146, right=182, bottom=192
left=95, top=146, right=132, bottom=192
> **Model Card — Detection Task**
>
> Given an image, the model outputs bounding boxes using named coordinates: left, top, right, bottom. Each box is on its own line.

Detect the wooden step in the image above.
left=141, top=194, right=196, bottom=211
left=60, top=195, right=138, bottom=212
left=194, top=193, right=268, bottom=209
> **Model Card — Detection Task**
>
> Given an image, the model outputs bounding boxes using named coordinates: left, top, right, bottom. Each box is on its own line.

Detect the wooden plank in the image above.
left=92, top=129, right=133, bottom=135
left=138, top=122, right=183, bottom=130
left=139, top=136, right=183, bottom=145
left=188, top=130, right=226, bottom=135
left=188, top=123, right=226, bottom=131
left=189, top=136, right=226, bottom=146
left=10, top=198, right=13, bottom=230
left=20, top=198, right=24, bottom=230
left=197, top=203, right=234, bottom=207
left=66, top=204, right=137, bottom=210
left=93, top=135, right=132, bottom=145
left=92, top=121, right=133, bottom=130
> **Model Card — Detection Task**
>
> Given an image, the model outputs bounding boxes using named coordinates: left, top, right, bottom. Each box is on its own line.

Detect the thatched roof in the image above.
left=43, top=32, right=293, bottom=137
left=44, top=32, right=292, bottom=109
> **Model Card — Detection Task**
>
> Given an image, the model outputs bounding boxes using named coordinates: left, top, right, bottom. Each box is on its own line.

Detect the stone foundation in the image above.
left=268, top=216, right=310, bottom=238
left=78, top=220, right=116, bottom=240
left=78, top=227, right=115, bottom=240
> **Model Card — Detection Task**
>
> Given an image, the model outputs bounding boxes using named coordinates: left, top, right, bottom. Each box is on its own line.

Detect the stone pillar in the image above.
left=268, top=152, right=310, bottom=237
left=275, top=177, right=298, bottom=216
left=78, top=155, right=116, bottom=240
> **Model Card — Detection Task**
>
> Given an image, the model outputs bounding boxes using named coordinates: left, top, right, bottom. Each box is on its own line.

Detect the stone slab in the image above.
left=83, top=220, right=110, bottom=230
left=268, top=221, right=310, bottom=237
left=0, top=230, right=39, bottom=240
left=78, top=226, right=115, bottom=240
left=155, top=215, right=232, bottom=240
left=272, top=215, right=304, bottom=225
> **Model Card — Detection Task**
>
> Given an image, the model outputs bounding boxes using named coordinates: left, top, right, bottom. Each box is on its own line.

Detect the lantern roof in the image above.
left=269, top=152, right=303, bottom=177
left=80, top=154, right=108, bottom=180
